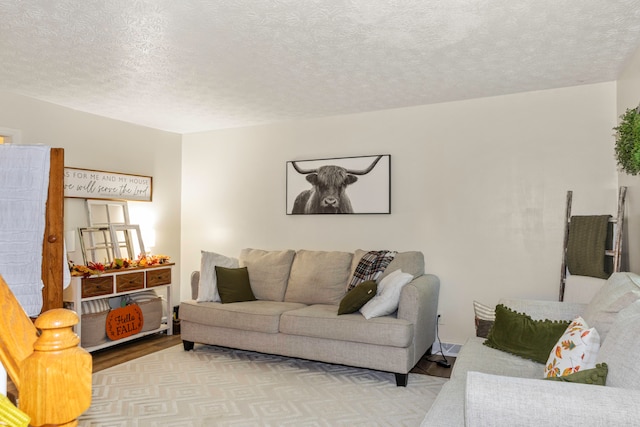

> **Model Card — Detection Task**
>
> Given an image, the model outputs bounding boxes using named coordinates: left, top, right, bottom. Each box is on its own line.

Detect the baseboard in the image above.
left=431, top=342, right=462, bottom=357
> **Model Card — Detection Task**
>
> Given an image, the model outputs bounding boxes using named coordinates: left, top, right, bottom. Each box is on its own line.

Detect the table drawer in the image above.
left=146, top=268, right=171, bottom=287
left=116, top=272, right=145, bottom=292
left=81, top=276, right=113, bottom=298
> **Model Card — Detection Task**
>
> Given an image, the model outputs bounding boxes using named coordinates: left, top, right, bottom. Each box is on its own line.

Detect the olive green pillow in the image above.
left=484, top=304, right=570, bottom=363
left=338, top=280, right=377, bottom=315
left=215, top=266, right=256, bottom=304
left=544, top=363, right=608, bottom=386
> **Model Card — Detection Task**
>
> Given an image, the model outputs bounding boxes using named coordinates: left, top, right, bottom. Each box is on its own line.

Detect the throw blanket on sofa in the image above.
left=566, top=215, right=611, bottom=279
left=347, top=250, right=397, bottom=291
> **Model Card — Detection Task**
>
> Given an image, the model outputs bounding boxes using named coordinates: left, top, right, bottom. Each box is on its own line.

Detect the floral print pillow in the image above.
left=545, top=316, right=600, bottom=378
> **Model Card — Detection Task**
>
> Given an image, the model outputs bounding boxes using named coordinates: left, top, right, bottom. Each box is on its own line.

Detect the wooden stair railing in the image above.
left=0, top=275, right=92, bottom=426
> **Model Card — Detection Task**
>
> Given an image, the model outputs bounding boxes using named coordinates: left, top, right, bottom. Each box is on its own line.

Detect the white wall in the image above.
left=617, top=45, right=640, bottom=273
left=0, top=92, right=183, bottom=304
left=181, top=82, right=618, bottom=345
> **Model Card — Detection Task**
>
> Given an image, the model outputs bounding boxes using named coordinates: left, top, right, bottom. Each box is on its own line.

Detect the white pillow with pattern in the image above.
left=545, top=316, right=600, bottom=378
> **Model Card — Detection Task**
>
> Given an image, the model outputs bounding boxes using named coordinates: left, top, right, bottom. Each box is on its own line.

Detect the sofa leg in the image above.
left=182, top=340, right=194, bottom=351
left=395, top=373, right=408, bottom=387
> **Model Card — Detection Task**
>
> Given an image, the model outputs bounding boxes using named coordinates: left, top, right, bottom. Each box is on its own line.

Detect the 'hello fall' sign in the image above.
left=64, top=167, right=152, bottom=201
left=106, top=304, right=144, bottom=340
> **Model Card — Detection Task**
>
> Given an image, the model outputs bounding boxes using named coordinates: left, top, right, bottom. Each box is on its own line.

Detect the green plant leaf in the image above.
left=614, top=107, right=640, bottom=175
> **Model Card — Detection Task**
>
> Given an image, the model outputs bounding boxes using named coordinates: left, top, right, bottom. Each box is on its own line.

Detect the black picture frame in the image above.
left=286, top=154, right=391, bottom=215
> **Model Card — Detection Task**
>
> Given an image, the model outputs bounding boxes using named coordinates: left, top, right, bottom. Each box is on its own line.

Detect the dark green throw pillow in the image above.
left=484, top=304, right=570, bottom=363
left=544, top=363, right=608, bottom=386
left=215, top=266, right=256, bottom=304
left=338, top=280, right=377, bottom=315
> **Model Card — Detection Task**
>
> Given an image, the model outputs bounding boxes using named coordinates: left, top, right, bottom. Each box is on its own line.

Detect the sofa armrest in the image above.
left=398, top=274, right=440, bottom=363
left=498, top=298, right=586, bottom=321
left=465, top=371, right=640, bottom=427
left=190, top=271, right=200, bottom=300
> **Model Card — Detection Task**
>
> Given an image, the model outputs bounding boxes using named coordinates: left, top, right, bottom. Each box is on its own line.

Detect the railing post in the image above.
left=20, top=308, right=92, bottom=427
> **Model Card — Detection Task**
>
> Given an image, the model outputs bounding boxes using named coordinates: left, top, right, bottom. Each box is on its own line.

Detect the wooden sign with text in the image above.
left=64, top=167, right=152, bottom=201
left=106, top=304, right=143, bottom=340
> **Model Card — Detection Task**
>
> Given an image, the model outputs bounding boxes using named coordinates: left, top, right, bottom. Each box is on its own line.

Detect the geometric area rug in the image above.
left=79, top=345, right=447, bottom=426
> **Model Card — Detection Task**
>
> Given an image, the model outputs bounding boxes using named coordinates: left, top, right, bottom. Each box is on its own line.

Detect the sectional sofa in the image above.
left=179, top=248, right=440, bottom=386
left=422, top=271, right=640, bottom=426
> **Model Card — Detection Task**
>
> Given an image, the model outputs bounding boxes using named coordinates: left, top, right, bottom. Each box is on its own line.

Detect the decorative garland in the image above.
left=69, top=254, right=171, bottom=277
left=614, top=105, right=640, bottom=175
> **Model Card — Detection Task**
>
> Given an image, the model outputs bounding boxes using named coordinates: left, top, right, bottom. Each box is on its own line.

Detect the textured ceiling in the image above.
left=1, top=1, right=640, bottom=134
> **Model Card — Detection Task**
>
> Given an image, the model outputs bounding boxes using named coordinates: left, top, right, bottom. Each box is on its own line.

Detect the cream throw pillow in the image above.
left=239, top=248, right=295, bottom=301
left=284, top=250, right=353, bottom=305
left=544, top=316, right=600, bottom=378
left=197, top=250, right=239, bottom=302
left=359, top=270, right=413, bottom=319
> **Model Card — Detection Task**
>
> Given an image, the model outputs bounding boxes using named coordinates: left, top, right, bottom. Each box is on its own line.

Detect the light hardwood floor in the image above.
left=92, top=332, right=183, bottom=372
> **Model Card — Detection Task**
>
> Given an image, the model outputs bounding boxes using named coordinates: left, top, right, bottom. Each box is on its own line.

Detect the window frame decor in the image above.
left=78, top=226, right=116, bottom=265
left=286, top=154, right=391, bottom=215
left=86, top=200, right=130, bottom=227
left=109, top=224, right=146, bottom=260
left=78, top=224, right=146, bottom=264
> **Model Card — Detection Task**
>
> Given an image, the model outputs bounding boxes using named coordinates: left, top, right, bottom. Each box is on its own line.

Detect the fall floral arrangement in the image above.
left=69, top=254, right=171, bottom=277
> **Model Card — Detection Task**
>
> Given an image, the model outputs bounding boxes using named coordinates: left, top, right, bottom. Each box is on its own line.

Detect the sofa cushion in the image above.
left=215, top=266, right=257, bottom=303
left=596, top=300, right=640, bottom=389
left=179, top=300, right=306, bottom=334
left=197, top=250, right=239, bottom=302
left=284, top=250, right=353, bottom=305
left=544, top=316, right=600, bottom=378
left=239, top=248, right=295, bottom=301
left=351, top=250, right=424, bottom=282
left=280, top=304, right=413, bottom=348
left=484, top=304, right=570, bottom=364
left=582, top=272, right=640, bottom=341
left=338, top=280, right=376, bottom=315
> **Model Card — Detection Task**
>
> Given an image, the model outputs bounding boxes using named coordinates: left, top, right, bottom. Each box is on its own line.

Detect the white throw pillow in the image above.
left=376, top=268, right=402, bottom=295
left=544, top=316, right=600, bottom=378
left=197, top=250, right=239, bottom=302
left=359, top=270, right=413, bottom=319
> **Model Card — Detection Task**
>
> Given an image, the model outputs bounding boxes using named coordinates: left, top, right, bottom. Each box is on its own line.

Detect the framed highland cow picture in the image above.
left=286, top=154, right=391, bottom=215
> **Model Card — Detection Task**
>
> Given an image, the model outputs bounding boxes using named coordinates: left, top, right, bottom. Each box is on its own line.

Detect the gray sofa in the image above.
left=179, top=249, right=440, bottom=386
left=422, top=271, right=640, bottom=426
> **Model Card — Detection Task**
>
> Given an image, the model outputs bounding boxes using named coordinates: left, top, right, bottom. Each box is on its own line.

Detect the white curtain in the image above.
left=0, top=145, right=50, bottom=317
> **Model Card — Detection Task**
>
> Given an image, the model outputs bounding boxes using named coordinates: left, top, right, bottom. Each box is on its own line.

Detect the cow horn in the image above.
left=345, top=155, right=383, bottom=175
left=291, top=155, right=383, bottom=175
left=291, top=162, right=317, bottom=174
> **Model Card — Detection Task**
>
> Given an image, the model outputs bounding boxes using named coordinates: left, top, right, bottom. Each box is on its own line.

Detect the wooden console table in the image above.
left=63, top=263, right=174, bottom=352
